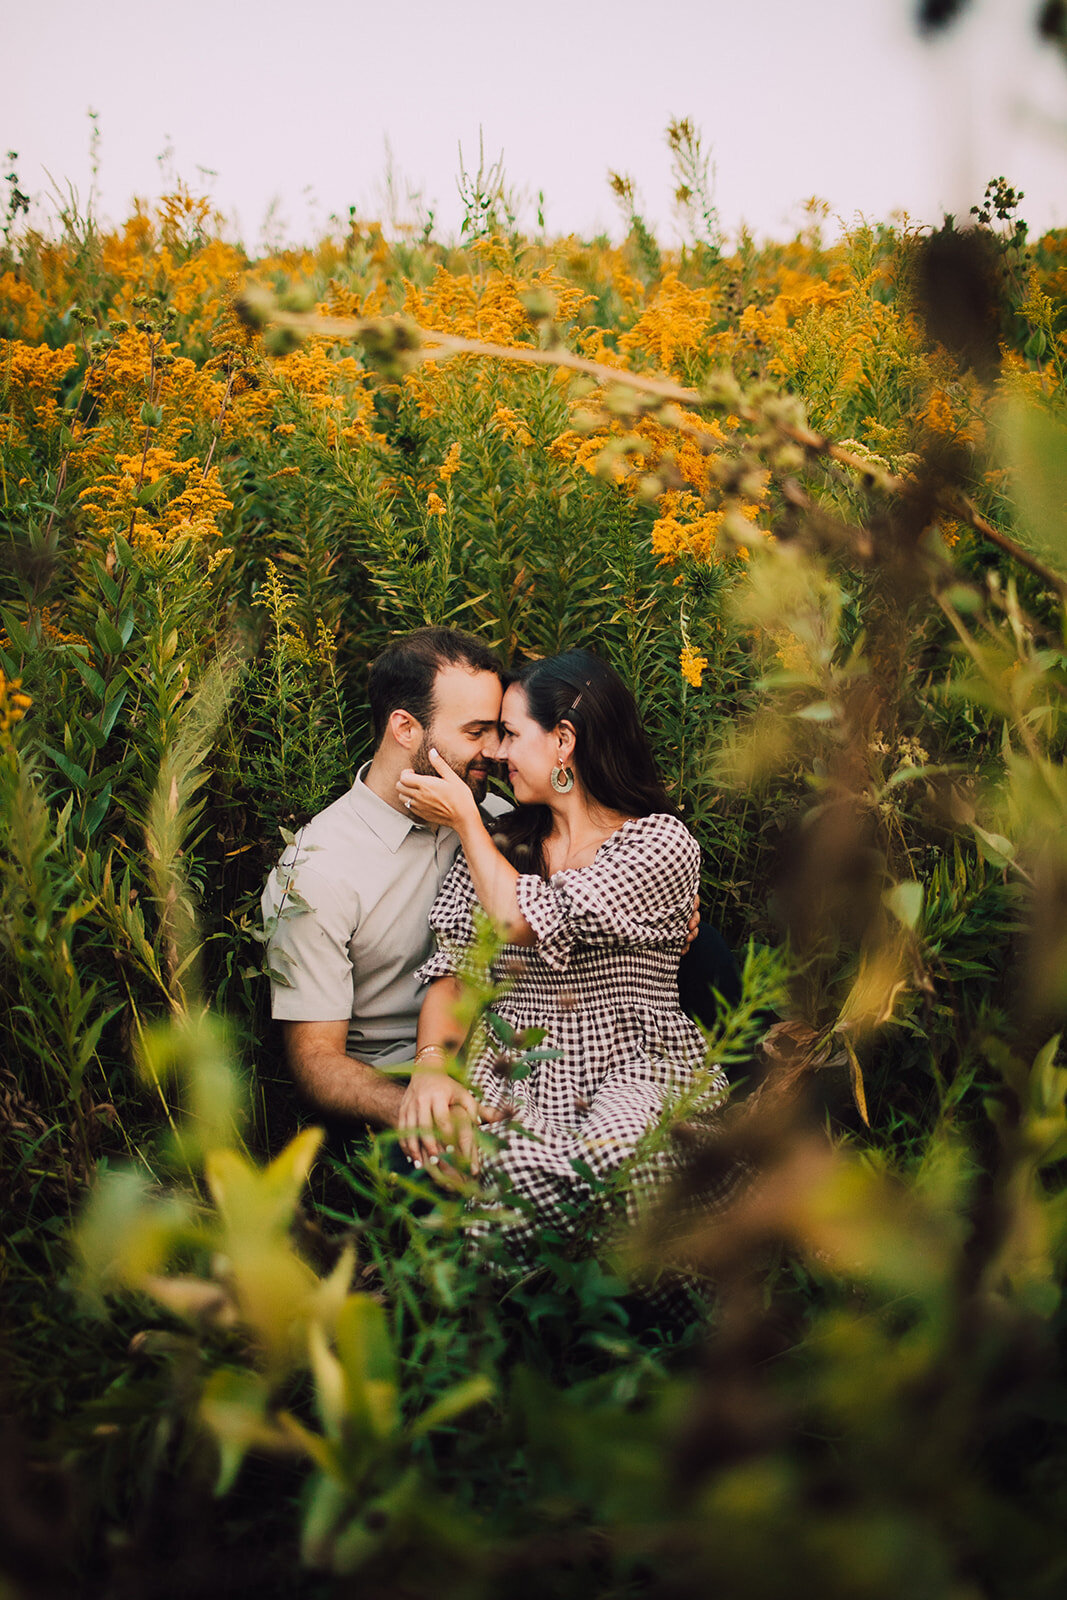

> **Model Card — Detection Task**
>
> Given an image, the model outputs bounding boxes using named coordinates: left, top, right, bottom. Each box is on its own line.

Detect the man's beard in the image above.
left=412, top=735, right=490, bottom=803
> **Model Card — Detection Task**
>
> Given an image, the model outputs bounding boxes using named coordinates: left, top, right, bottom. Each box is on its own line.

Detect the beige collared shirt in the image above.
left=261, top=766, right=509, bottom=1066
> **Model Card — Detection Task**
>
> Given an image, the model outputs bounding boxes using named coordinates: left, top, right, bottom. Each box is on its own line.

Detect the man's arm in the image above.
left=282, top=1019, right=404, bottom=1126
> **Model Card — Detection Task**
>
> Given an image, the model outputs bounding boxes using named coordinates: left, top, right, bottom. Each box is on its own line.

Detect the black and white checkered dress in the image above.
left=416, top=812, right=730, bottom=1261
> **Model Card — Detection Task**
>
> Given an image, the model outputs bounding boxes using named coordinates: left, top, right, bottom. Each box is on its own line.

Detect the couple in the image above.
left=262, top=627, right=729, bottom=1259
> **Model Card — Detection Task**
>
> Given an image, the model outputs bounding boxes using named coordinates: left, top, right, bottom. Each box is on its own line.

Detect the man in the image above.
left=261, top=626, right=511, bottom=1135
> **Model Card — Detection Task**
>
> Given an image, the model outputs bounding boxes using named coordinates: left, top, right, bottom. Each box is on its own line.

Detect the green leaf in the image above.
left=842, top=1035, right=870, bottom=1127
left=943, top=584, right=982, bottom=613
left=74, top=1002, right=123, bottom=1071
left=884, top=762, right=959, bottom=791
left=44, top=745, right=88, bottom=788
left=300, top=1473, right=351, bottom=1571
left=0, top=605, right=32, bottom=652
left=200, top=1369, right=273, bottom=1495
left=67, top=651, right=105, bottom=699
left=334, top=1293, right=400, bottom=1442
left=91, top=561, right=120, bottom=606
left=568, top=1157, right=600, bottom=1187
left=884, top=879, right=924, bottom=930
left=1000, top=399, right=1067, bottom=567
left=82, top=782, right=113, bottom=836
left=98, top=684, right=129, bottom=739
left=94, top=616, right=125, bottom=657
left=204, top=1126, right=323, bottom=1235
left=73, top=710, right=109, bottom=752
left=135, top=473, right=170, bottom=506
left=409, top=1374, right=493, bottom=1439
left=329, top=1471, right=422, bottom=1577
left=485, top=1011, right=517, bottom=1047
left=972, top=824, right=1016, bottom=870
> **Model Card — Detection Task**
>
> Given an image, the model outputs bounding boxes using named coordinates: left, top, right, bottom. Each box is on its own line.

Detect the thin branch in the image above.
left=262, top=306, right=1067, bottom=599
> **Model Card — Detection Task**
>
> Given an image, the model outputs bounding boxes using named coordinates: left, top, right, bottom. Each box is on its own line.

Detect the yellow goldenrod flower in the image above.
left=619, top=273, right=717, bottom=377
left=651, top=492, right=724, bottom=565
left=426, top=491, right=446, bottom=517
left=0, top=671, right=32, bottom=734
left=314, top=618, right=338, bottom=666
left=680, top=645, right=708, bottom=689
left=919, top=388, right=956, bottom=435
left=490, top=406, right=534, bottom=447
left=439, top=442, right=461, bottom=481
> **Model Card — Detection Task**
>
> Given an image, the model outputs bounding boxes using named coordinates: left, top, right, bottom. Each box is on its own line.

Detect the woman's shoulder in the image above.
left=604, top=811, right=699, bottom=859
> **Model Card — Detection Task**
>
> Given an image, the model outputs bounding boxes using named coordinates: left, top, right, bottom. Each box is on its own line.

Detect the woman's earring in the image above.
left=550, top=759, right=575, bottom=794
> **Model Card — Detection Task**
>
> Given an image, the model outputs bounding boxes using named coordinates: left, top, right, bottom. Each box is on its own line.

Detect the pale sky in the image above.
left=5, top=0, right=1067, bottom=249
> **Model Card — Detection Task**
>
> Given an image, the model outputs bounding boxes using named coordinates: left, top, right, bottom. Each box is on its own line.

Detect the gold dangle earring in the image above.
left=550, top=756, right=575, bottom=794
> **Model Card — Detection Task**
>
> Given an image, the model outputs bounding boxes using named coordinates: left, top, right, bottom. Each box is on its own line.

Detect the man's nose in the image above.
left=482, top=729, right=504, bottom=760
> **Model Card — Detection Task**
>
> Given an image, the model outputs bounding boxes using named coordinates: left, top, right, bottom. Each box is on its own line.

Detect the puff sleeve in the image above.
left=416, top=851, right=479, bottom=985
left=514, top=812, right=698, bottom=971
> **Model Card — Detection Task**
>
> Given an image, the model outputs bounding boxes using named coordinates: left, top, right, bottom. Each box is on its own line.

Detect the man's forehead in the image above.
left=431, top=664, right=503, bottom=722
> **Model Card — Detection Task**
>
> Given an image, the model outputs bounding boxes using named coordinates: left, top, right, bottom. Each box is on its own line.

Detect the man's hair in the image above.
left=368, top=627, right=502, bottom=745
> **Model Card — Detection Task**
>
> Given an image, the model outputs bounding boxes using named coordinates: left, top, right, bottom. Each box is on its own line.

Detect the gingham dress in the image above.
left=416, top=812, right=730, bottom=1260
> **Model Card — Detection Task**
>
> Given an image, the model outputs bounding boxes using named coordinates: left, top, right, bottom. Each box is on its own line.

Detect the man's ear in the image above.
left=388, top=709, right=422, bottom=751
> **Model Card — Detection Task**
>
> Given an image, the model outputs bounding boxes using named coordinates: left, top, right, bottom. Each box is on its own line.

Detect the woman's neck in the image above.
left=544, top=793, right=635, bottom=870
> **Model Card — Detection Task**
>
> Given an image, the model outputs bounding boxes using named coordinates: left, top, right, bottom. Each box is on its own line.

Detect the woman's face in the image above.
left=498, top=683, right=564, bottom=804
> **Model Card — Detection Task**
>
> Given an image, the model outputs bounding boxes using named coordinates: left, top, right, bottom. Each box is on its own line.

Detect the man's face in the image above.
left=412, top=665, right=503, bottom=803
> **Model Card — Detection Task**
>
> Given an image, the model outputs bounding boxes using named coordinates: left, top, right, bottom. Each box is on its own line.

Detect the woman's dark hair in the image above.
left=494, top=649, right=676, bottom=876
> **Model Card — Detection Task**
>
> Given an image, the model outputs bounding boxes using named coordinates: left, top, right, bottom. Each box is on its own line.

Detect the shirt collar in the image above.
left=346, top=764, right=506, bottom=853
left=347, top=762, right=428, bottom=854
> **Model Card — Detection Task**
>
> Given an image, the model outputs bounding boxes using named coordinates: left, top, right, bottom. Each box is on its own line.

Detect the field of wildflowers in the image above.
left=3, top=138, right=1067, bottom=1596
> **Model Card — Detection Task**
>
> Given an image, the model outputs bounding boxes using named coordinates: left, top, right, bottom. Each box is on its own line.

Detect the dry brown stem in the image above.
left=267, top=307, right=1067, bottom=599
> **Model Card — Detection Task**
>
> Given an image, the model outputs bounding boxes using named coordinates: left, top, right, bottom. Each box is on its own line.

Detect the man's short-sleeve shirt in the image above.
left=261, top=767, right=509, bottom=1067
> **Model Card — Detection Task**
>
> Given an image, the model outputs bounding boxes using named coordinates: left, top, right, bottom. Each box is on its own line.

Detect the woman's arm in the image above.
left=397, top=976, right=500, bottom=1175
left=397, top=750, right=535, bottom=943
left=416, top=974, right=467, bottom=1058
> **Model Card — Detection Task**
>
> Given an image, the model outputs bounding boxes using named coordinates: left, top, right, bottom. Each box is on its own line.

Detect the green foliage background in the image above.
left=2, top=140, right=1067, bottom=1597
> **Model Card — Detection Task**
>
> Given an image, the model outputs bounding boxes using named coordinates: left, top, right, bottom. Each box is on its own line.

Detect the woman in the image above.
left=395, top=649, right=729, bottom=1259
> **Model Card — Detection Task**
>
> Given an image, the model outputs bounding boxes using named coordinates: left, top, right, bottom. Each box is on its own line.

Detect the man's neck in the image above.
left=362, top=749, right=410, bottom=815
